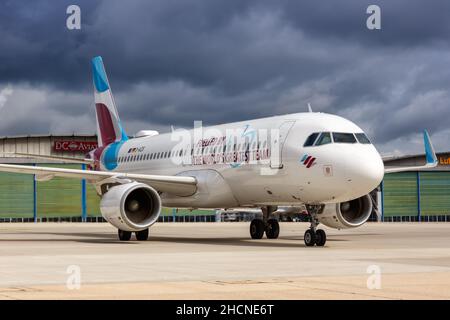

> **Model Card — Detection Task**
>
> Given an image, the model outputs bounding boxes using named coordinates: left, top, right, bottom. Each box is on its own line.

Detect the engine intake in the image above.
left=100, top=182, right=162, bottom=231
left=317, top=194, right=372, bottom=229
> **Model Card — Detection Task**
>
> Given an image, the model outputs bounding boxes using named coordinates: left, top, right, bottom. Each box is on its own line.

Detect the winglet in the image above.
left=384, top=130, right=438, bottom=174
left=423, top=130, right=437, bottom=165
left=307, top=103, right=313, bottom=113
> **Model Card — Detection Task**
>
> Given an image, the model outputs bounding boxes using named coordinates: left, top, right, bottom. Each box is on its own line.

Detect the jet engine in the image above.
left=317, top=194, right=372, bottom=229
left=100, top=182, right=162, bottom=231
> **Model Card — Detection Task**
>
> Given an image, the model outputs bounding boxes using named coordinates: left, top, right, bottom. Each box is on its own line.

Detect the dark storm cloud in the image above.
left=0, top=0, right=450, bottom=155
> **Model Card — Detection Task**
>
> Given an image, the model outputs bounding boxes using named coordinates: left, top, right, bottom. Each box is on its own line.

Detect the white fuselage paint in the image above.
left=99, top=112, right=384, bottom=209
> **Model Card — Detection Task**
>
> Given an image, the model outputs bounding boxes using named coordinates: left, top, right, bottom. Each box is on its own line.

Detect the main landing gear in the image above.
left=118, top=228, right=149, bottom=241
left=249, top=206, right=280, bottom=239
left=304, top=205, right=326, bottom=247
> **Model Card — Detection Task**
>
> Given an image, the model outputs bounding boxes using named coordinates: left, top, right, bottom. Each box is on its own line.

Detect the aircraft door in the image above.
left=270, top=120, right=296, bottom=169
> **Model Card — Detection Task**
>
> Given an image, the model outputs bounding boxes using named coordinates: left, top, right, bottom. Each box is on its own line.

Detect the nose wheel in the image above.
left=304, top=228, right=326, bottom=246
left=304, top=204, right=326, bottom=247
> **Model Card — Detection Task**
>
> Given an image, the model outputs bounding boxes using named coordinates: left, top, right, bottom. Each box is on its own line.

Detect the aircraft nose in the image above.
left=347, top=150, right=384, bottom=193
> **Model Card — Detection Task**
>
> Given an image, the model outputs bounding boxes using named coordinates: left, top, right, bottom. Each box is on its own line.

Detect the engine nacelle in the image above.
left=100, top=182, right=162, bottom=232
left=317, top=194, right=372, bottom=229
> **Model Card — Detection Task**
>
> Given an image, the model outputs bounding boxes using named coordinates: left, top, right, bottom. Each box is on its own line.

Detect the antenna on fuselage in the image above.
left=307, top=103, right=313, bottom=113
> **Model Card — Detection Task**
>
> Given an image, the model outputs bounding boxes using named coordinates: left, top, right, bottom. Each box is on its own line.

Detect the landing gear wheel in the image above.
left=250, top=219, right=265, bottom=239
left=315, top=229, right=326, bottom=246
left=118, top=229, right=132, bottom=241
left=304, top=229, right=316, bottom=247
left=265, top=219, right=280, bottom=239
left=135, top=229, right=149, bottom=241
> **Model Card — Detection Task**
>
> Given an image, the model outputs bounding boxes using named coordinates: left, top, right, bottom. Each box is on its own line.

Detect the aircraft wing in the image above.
left=384, top=130, right=438, bottom=174
left=0, top=164, right=197, bottom=196
left=0, top=152, right=94, bottom=164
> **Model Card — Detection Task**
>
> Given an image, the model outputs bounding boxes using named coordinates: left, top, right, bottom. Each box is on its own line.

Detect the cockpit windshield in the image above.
left=316, top=132, right=332, bottom=145
left=303, top=132, right=371, bottom=147
left=332, top=132, right=356, bottom=143
left=355, top=133, right=371, bottom=144
left=303, top=132, right=320, bottom=147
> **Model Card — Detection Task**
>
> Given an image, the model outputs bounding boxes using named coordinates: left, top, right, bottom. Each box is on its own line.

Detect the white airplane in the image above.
left=0, top=56, right=438, bottom=246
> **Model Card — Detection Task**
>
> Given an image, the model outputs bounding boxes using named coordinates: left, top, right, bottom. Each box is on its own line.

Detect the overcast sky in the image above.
left=0, top=0, right=449, bottom=156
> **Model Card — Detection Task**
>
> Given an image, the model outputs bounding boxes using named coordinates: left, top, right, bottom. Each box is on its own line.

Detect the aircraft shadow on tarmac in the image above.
left=0, top=231, right=355, bottom=247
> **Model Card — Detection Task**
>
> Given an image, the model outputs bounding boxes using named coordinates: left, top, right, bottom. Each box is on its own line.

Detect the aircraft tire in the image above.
left=265, top=219, right=280, bottom=239
left=315, top=229, right=326, bottom=246
left=118, top=229, right=132, bottom=241
left=135, top=229, right=149, bottom=241
left=304, top=229, right=316, bottom=246
left=250, top=219, right=265, bottom=239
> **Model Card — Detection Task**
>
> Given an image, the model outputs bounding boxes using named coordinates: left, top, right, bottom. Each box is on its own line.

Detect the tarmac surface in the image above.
left=0, top=222, right=450, bottom=299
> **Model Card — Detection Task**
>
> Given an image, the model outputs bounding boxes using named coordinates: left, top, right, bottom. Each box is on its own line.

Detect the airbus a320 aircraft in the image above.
left=0, top=56, right=438, bottom=246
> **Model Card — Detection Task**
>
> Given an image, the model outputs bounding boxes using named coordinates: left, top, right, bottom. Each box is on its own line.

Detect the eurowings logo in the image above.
left=300, top=154, right=316, bottom=168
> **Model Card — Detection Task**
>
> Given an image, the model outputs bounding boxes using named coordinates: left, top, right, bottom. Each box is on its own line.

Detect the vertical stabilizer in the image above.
left=91, top=56, right=128, bottom=147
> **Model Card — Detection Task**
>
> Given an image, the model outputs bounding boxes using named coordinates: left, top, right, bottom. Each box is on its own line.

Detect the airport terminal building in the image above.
left=382, top=153, right=450, bottom=222
left=0, top=133, right=449, bottom=223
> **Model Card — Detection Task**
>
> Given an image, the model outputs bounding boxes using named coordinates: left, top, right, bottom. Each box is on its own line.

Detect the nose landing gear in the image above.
left=304, top=228, right=326, bottom=246
left=305, top=205, right=327, bottom=247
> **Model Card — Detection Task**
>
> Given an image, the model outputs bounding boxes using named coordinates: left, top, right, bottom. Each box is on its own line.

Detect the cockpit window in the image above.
left=304, top=131, right=371, bottom=147
left=303, top=132, right=320, bottom=147
left=332, top=132, right=357, bottom=143
left=315, top=132, right=332, bottom=145
left=355, top=133, right=371, bottom=144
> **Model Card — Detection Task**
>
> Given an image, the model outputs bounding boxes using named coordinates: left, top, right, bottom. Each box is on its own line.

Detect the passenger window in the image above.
left=315, top=132, right=332, bottom=146
left=355, top=133, right=371, bottom=144
left=333, top=132, right=357, bottom=143
left=303, top=132, right=320, bottom=147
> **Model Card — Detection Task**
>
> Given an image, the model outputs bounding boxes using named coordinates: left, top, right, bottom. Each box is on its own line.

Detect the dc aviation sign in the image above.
left=54, top=140, right=98, bottom=152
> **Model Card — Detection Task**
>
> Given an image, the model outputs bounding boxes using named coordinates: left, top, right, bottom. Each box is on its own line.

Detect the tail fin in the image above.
left=91, top=56, right=128, bottom=147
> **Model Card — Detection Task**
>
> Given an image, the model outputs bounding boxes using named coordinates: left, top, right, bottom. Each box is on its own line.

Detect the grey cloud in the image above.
left=0, top=0, right=450, bottom=156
